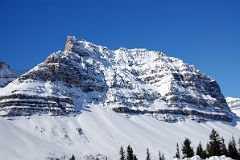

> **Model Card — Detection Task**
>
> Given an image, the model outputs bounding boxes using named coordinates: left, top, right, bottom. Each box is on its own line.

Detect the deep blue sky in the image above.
left=0, top=0, right=239, bottom=97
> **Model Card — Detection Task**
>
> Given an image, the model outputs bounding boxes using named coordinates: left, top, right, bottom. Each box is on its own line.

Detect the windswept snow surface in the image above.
left=0, top=105, right=239, bottom=160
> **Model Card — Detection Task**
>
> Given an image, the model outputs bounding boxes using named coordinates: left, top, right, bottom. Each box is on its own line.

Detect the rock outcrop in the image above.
left=0, top=61, right=17, bottom=87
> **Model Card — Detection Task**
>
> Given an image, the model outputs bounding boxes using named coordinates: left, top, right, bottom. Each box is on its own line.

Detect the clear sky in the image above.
left=0, top=0, right=239, bottom=98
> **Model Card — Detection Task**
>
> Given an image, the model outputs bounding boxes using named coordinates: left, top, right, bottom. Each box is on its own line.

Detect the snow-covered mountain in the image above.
left=0, top=36, right=239, bottom=160
left=0, top=61, right=17, bottom=87
left=0, top=36, right=233, bottom=121
left=226, top=97, right=240, bottom=117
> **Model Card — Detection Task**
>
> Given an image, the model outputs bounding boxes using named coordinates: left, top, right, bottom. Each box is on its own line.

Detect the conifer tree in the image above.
left=161, top=153, right=165, bottom=160
left=220, top=137, right=228, bottom=156
left=196, top=142, right=207, bottom=159
left=238, top=138, right=240, bottom=159
left=159, top=151, right=162, bottom=160
left=158, top=151, right=165, bottom=160
left=206, top=143, right=210, bottom=157
left=207, top=129, right=222, bottom=156
left=175, top=143, right=180, bottom=158
left=182, top=138, right=194, bottom=158
left=120, top=146, right=125, bottom=160
left=69, top=155, right=75, bottom=160
left=228, top=137, right=238, bottom=159
left=146, top=148, right=151, bottom=160
left=127, top=145, right=134, bottom=160
left=159, top=151, right=165, bottom=160
left=133, top=154, right=138, bottom=160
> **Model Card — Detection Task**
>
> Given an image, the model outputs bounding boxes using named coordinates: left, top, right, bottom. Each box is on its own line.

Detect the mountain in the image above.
left=226, top=97, right=240, bottom=117
left=0, top=61, right=17, bottom=87
left=0, top=36, right=239, bottom=160
left=0, top=36, right=232, bottom=121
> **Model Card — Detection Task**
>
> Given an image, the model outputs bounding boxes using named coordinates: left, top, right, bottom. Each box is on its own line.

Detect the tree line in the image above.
left=67, top=129, right=240, bottom=160
left=119, top=129, right=240, bottom=160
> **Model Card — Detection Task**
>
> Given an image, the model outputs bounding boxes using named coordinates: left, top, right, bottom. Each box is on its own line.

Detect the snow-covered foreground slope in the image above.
left=181, top=155, right=233, bottom=160
left=0, top=105, right=239, bottom=160
left=226, top=97, right=240, bottom=117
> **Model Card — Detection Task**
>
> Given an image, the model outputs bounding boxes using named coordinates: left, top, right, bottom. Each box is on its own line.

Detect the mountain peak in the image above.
left=0, top=37, right=233, bottom=121
left=64, top=36, right=77, bottom=51
left=0, top=61, right=17, bottom=87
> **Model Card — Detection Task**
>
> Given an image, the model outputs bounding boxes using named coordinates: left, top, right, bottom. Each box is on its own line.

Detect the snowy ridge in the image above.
left=0, top=36, right=233, bottom=121
left=0, top=61, right=17, bottom=87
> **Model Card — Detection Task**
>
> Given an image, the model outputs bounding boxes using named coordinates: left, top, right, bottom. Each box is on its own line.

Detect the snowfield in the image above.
left=0, top=105, right=239, bottom=160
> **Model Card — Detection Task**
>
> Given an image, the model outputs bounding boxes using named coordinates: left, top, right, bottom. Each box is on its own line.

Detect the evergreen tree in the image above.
left=127, top=145, right=134, bottom=160
left=220, top=137, right=228, bottom=156
left=161, top=153, right=165, bottom=160
left=120, top=146, right=125, bottom=160
left=182, top=138, right=194, bottom=158
left=175, top=143, right=180, bottom=159
left=159, top=151, right=162, bottom=160
left=159, top=151, right=165, bottom=160
left=133, top=154, right=138, bottom=160
left=196, top=142, right=206, bottom=159
left=206, top=143, right=210, bottom=158
left=146, top=148, right=151, bottom=160
left=238, top=138, right=240, bottom=159
left=228, top=137, right=238, bottom=159
left=207, top=129, right=222, bottom=156
left=69, top=155, right=75, bottom=160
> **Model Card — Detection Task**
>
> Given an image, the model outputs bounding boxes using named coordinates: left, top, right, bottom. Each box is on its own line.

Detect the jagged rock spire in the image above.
left=64, top=36, right=77, bottom=51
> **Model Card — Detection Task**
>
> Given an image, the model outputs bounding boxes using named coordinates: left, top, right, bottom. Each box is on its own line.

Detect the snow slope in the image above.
left=0, top=105, right=239, bottom=160
left=226, top=97, right=240, bottom=117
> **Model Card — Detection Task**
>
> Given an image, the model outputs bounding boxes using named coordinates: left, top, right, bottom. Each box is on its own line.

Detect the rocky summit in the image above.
left=0, top=36, right=233, bottom=121
left=0, top=61, right=17, bottom=87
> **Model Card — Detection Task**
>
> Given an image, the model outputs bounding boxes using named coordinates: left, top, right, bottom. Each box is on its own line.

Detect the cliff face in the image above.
left=0, top=61, right=17, bottom=87
left=0, top=36, right=233, bottom=121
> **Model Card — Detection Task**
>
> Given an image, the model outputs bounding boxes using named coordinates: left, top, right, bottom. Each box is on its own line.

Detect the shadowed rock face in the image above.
left=0, top=61, right=17, bottom=87
left=20, top=52, right=108, bottom=93
left=0, top=36, right=233, bottom=120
